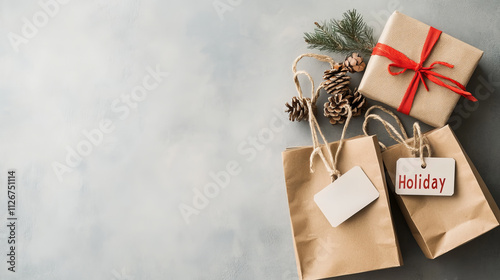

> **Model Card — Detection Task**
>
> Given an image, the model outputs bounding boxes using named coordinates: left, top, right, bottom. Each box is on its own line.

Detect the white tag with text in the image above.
left=395, top=157, right=455, bottom=196
left=314, top=166, right=379, bottom=227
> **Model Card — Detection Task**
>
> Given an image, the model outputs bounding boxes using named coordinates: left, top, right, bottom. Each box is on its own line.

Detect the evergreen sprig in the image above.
left=304, top=9, right=375, bottom=56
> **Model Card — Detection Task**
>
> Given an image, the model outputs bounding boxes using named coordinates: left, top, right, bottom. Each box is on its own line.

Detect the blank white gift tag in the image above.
left=314, top=166, right=379, bottom=227
left=395, top=157, right=455, bottom=196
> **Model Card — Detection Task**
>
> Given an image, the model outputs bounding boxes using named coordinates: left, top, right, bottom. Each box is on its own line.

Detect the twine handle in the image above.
left=362, top=105, right=408, bottom=150
left=292, top=53, right=335, bottom=104
left=334, top=105, right=352, bottom=176
left=362, top=105, right=431, bottom=168
left=293, top=71, right=322, bottom=104
left=292, top=53, right=336, bottom=73
left=292, top=53, right=350, bottom=182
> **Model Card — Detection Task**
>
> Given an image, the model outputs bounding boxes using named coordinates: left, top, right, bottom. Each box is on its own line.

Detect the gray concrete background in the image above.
left=0, top=0, right=498, bottom=279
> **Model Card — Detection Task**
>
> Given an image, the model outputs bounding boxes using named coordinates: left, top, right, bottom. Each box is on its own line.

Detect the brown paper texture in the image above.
left=382, top=125, right=500, bottom=259
left=359, top=11, right=483, bottom=127
left=282, top=135, right=402, bottom=279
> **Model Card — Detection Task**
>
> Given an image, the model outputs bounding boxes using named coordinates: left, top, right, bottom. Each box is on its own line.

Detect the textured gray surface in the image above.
left=0, top=0, right=499, bottom=279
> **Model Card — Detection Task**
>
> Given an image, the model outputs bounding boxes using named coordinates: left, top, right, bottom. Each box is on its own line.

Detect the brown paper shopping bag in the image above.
left=363, top=106, right=500, bottom=259
left=283, top=135, right=403, bottom=279
left=282, top=55, right=402, bottom=279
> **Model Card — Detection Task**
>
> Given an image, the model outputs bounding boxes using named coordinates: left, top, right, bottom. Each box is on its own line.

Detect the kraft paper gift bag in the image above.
left=363, top=106, right=500, bottom=259
left=282, top=54, right=402, bottom=280
left=283, top=135, right=402, bottom=279
left=358, top=11, right=483, bottom=127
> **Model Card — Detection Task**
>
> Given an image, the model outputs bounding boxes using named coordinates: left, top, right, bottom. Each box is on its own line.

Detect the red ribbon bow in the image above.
left=372, top=26, right=477, bottom=115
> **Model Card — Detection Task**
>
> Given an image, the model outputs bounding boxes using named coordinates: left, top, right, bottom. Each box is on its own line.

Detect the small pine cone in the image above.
left=330, top=62, right=347, bottom=72
left=343, top=53, right=366, bottom=73
left=350, top=88, right=366, bottom=116
left=324, top=92, right=351, bottom=125
left=285, top=96, right=314, bottom=122
left=321, top=67, right=351, bottom=96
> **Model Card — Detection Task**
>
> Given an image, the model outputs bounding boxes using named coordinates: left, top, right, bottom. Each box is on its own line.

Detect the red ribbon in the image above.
left=372, top=26, right=477, bottom=115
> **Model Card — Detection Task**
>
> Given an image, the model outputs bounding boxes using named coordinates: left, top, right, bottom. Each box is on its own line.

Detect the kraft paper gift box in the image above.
left=359, top=11, right=483, bottom=127
left=282, top=135, right=402, bottom=279
left=382, top=125, right=500, bottom=259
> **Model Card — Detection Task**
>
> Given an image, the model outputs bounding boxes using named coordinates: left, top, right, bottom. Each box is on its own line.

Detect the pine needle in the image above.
left=303, top=9, right=375, bottom=56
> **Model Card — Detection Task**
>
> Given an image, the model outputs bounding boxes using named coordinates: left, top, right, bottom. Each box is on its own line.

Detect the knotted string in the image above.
left=292, top=53, right=352, bottom=181
left=362, top=105, right=431, bottom=168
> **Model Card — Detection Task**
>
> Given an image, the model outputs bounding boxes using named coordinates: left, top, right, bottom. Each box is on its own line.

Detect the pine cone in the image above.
left=285, top=96, right=314, bottom=122
left=324, top=92, right=351, bottom=125
left=343, top=53, right=366, bottom=73
left=321, top=66, right=351, bottom=96
left=350, top=88, right=366, bottom=116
